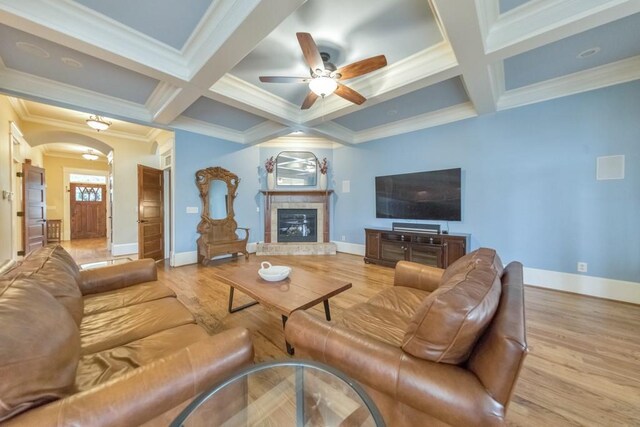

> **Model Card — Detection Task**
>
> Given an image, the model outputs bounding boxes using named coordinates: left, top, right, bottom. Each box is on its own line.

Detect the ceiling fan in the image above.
left=259, top=32, right=387, bottom=110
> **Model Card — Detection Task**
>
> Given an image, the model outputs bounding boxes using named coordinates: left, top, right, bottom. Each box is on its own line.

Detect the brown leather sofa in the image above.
left=0, top=245, right=254, bottom=426
left=285, top=248, right=527, bottom=426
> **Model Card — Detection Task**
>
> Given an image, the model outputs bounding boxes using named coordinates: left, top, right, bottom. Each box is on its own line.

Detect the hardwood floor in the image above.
left=62, top=239, right=640, bottom=426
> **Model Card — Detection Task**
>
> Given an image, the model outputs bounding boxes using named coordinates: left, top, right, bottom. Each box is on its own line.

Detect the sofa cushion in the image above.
left=0, top=277, right=80, bottom=422
left=80, top=297, right=196, bottom=355
left=1, top=245, right=84, bottom=325
left=83, top=281, right=175, bottom=315
left=76, top=324, right=210, bottom=391
left=402, top=248, right=503, bottom=364
left=367, top=286, right=431, bottom=318
left=339, top=303, right=411, bottom=347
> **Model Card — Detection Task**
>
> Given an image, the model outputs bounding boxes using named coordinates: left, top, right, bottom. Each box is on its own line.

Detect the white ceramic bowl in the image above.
left=258, top=261, right=291, bottom=282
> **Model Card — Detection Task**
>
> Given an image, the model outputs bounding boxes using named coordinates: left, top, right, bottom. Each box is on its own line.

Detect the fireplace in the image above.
left=257, top=190, right=336, bottom=255
left=277, top=209, right=317, bottom=242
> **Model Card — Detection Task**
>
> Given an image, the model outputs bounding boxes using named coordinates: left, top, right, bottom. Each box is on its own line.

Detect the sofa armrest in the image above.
left=285, top=311, right=505, bottom=426
left=5, top=327, right=254, bottom=427
left=394, top=261, right=444, bottom=292
left=79, top=259, right=157, bottom=295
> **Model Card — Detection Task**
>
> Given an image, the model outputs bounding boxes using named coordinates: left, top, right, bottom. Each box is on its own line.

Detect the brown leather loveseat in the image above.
left=0, top=245, right=254, bottom=426
left=285, top=248, right=527, bottom=426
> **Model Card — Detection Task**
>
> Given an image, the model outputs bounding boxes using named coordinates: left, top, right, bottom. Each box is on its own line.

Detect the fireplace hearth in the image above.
left=277, top=209, right=317, bottom=242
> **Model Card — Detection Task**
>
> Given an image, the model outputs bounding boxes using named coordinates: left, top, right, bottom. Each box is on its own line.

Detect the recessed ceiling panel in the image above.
left=504, top=12, right=640, bottom=90
left=73, top=0, right=213, bottom=50
left=230, top=0, right=443, bottom=106
left=500, top=0, right=531, bottom=14
left=333, top=77, right=469, bottom=132
left=181, top=97, right=267, bottom=131
left=0, top=24, right=159, bottom=104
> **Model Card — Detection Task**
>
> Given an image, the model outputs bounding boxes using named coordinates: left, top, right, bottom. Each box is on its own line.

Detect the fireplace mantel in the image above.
left=260, top=190, right=333, bottom=243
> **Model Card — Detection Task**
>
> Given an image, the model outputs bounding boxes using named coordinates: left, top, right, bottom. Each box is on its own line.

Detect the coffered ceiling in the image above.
left=0, top=0, right=638, bottom=146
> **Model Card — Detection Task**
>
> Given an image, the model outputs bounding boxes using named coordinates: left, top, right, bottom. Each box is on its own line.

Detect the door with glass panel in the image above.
left=70, top=183, right=106, bottom=239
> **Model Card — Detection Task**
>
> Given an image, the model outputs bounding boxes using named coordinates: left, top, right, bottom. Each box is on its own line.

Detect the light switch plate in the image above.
left=342, top=180, right=350, bottom=193
left=186, top=206, right=199, bottom=214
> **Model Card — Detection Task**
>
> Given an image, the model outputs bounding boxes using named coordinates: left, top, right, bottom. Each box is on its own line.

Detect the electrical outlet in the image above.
left=577, top=262, right=588, bottom=273
left=256, top=207, right=260, bottom=212
left=341, top=235, right=346, bottom=241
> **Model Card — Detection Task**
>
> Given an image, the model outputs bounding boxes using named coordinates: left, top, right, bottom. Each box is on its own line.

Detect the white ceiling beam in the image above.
left=208, top=75, right=301, bottom=127
left=170, top=116, right=244, bottom=143
left=154, top=0, right=307, bottom=125
left=243, top=122, right=294, bottom=145
left=486, top=0, right=640, bottom=60
left=306, top=122, right=355, bottom=146
left=432, top=0, right=499, bottom=114
left=0, top=64, right=152, bottom=122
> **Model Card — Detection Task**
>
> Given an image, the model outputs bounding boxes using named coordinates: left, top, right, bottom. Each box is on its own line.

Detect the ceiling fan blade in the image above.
left=335, top=83, right=366, bottom=105
left=259, top=76, right=310, bottom=83
left=337, top=55, right=387, bottom=80
left=296, top=32, right=325, bottom=73
left=301, top=91, right=318, bottom=110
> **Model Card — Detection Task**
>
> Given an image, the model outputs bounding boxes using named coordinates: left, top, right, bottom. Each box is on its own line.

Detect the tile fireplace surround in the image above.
left=257, top=190, right=336, bottom=255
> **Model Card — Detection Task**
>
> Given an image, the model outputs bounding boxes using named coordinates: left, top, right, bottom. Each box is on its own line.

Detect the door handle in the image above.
left=138, top=220, right=149, bottom=223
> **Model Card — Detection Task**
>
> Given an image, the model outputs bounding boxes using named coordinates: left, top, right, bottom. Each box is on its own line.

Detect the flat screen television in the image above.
left=375, top=168, right=461, bottom=220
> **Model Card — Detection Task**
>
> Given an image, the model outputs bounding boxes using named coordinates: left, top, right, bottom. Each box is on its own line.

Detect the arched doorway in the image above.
left=25, top=131, right=113, bottom=246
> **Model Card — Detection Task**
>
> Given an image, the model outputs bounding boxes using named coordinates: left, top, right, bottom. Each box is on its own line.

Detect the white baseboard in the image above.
left=524, top=267, right=640, bottom=304
left=111, top=243, right=138, bottom=256
left=172, top=251, right=198, bottom=267
left=333, top=241, right=639, bottom=304
left=332, top=241, right=365, bottom=256
left=171, top=243, right=258, bottom=267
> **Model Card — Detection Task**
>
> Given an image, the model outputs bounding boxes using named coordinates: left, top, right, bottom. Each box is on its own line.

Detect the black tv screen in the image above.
left=375, top=168, right=461, bottom=221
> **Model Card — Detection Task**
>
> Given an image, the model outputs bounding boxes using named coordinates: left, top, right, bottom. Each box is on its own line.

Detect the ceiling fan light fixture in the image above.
left=86, top=115, right=111, bottom=131
left=309, top=76, right=337, bottom=97
left=82, top=149, right=99, bottom=161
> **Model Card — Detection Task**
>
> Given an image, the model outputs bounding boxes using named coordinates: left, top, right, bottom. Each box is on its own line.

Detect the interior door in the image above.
left=70, top=184, right=107, bottom=239
left=138, top=165, right=164, bottom=261
left=22, top=162, right=47, bottom=255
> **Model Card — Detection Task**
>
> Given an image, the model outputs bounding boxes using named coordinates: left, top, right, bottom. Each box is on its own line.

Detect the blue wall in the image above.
left=333, top=81, right=640, bottom=282
left=174, top=131, right=261, bottom=253
left=174, top=82, right=639, bottom=283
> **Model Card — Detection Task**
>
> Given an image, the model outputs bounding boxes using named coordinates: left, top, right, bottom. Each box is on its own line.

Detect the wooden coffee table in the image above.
left=212, top=258, right=352, bottom=354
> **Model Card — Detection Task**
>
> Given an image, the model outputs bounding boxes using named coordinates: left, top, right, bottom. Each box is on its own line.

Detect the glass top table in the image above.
left=171, top=360, right=385, bottom=427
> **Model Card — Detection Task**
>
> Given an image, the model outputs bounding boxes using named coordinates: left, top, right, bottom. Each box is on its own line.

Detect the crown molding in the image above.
left=486, top=0, right=640, bottom=60
left=8, top=96, right=29, bottom=118
left=0, top=0, right=189, bottom=81
left=170, top=116, right=244, bottom=143
left=301, top=42, right=461, bottom=125
left=498, top=55, right=640, bottom=111
left=44, top=151, right=108, bottom=162
left=7, top=94, right=157, bottom=143
left=145, top=82, right=183, bottom=119
left=354, top=102, right=478, bottom=144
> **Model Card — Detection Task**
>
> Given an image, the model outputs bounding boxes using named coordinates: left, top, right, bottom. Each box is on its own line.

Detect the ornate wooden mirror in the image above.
left=195, top=167, right=249, bottom=265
